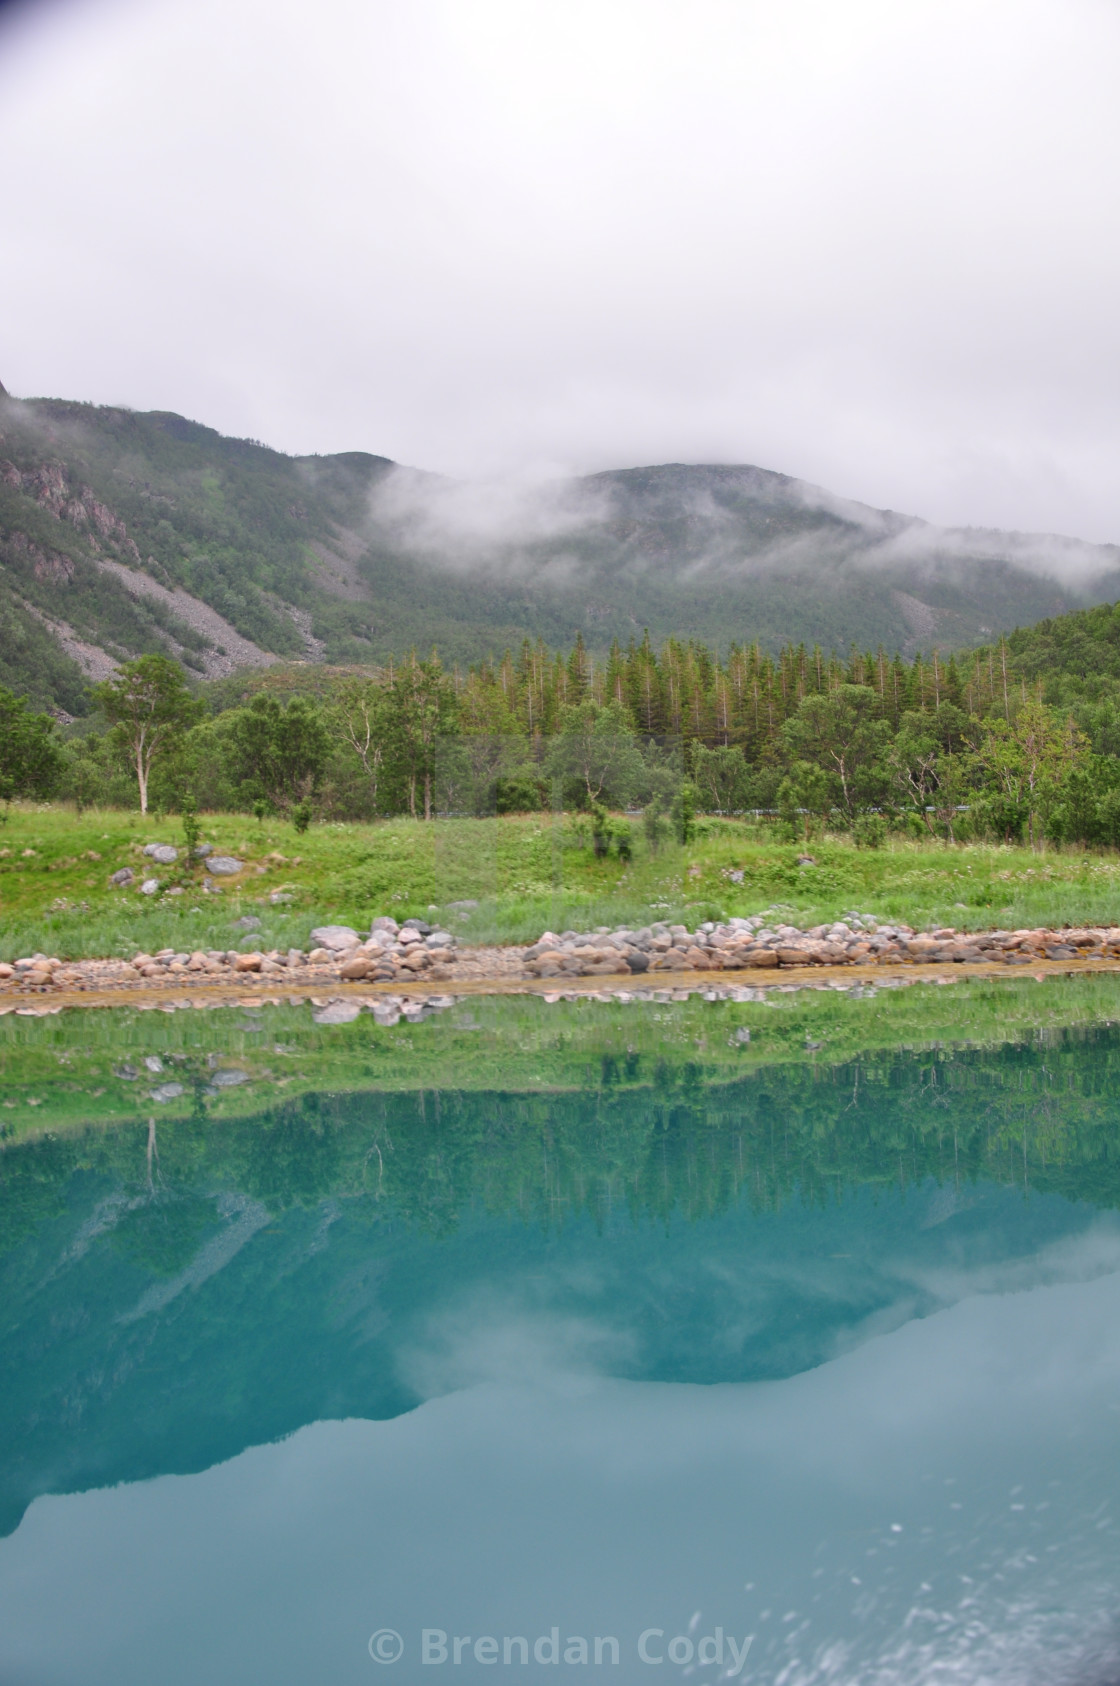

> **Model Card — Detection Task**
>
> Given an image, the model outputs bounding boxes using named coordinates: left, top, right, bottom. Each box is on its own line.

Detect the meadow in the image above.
left=3, top=803, right=1120, bottom=963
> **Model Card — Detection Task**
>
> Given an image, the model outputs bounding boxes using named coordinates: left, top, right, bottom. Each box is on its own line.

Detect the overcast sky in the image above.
left=1, top=0, right=1119, bottom=540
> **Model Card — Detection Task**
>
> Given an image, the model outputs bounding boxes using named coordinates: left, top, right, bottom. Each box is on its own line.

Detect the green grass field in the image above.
left=3, top=804, right=1120, bottom=962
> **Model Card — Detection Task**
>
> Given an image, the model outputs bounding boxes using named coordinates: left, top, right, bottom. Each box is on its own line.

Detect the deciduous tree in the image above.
left=0, top=686, right=63, bottom=804
left=92, top=656, right=201, bottom=814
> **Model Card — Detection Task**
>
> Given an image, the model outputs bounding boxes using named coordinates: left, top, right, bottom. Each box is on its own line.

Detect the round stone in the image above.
left=205, top=856, right=244, bottom=876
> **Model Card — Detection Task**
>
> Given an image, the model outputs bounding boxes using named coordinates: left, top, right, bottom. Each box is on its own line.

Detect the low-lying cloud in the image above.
left=366, top=456, right=1120, bottom=591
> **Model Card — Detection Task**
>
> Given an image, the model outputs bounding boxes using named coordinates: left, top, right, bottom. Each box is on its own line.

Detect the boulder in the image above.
left=233, top=953, right=262, bottom=972
left=140, top=878, right=160, bottom=896
left=310, top=925, right=361, bottom=951
left=205, top=856, right=243, bottom=876
left=109, top=866, right=134, bottom=887
left=339, top=955, right=371, bottom=980
left=747, top=949, right=780, bottom=968
left=143, top=843, right=179, bottom=864
left=581, top=955, right=628, bottom=976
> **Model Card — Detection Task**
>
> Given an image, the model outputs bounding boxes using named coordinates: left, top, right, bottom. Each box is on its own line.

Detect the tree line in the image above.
left=3, top=621, right=1120, bottom=847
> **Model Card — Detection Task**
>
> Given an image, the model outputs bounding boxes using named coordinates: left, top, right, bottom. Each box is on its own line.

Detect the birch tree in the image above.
left=93, top=656, right=201, bottom=814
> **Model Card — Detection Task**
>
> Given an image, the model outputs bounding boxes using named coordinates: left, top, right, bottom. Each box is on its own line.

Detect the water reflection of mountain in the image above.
left=2, top=1024, right=1120, bottom=1538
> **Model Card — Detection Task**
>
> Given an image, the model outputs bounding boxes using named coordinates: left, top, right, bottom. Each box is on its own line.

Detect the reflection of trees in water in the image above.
left=6, top=1025, right=1120, bottom=1243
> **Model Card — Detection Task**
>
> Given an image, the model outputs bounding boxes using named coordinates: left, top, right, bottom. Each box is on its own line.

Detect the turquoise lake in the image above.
left=0, top=979, right=1118, bottom=1683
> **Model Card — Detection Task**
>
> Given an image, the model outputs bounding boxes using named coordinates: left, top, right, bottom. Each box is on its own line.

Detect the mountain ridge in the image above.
left=2, top=388, right=1118, bottom=712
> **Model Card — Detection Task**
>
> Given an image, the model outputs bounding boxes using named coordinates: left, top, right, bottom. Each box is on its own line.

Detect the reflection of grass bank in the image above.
left=4, top=806, right=1120, bottom=962
left=4, top=986, right=1120, bottom=1263
left=5, top=972, right=1120, bottom=1143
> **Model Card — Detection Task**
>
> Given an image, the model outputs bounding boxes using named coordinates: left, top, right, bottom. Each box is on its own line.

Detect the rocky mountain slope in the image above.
left=3, top=387, right=1119, bottom=712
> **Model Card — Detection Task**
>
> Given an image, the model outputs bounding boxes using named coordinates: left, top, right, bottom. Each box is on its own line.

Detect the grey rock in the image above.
left=205, top=856, right=243, bottom=876
left=143, top=843, right=179, bottom=865
left=202, top=882, right=223, bottom=894
left=370, top=916, right=399, bottom=934
left=310, top=925, right=361, bottom=951
left=425, top=931, right=455, bottom=949
left=233, top=915, right=262, bottom=931
left=149, top=1082, right=185, bottom=1103
left=209, top=1069, right=249, bottom=1088
left=269, top=891, right=293, bottom=905
left=193, top=844, right=213, bottom=858
left=143, top=1055, right=164, bottom=1073
left=140, top=878, right=160, bottom=896
left=401, top=918, right=433, bottom=934
left=109, top=866, right=134, bottom=886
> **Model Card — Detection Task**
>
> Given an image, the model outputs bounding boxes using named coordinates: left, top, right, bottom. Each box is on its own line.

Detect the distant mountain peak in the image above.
left=3, top=389, right=1120, bottom=713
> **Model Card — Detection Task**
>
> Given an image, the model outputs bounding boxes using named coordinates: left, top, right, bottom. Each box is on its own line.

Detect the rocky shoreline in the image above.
left=4, top=911, right=1120, bottom=1001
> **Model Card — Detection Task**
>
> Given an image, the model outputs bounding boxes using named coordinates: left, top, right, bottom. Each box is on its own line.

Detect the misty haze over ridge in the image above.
left=3, top=387, right=1120, bottom=712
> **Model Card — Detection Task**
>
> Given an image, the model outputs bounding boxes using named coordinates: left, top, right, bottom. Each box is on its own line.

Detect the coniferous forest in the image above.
left=6, top=596, right=1120, bottom=850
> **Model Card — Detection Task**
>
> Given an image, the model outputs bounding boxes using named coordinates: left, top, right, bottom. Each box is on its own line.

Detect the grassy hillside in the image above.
left=4, top=804, right=1120, bottom=963
left=5, top=391, right=1120, bottom=711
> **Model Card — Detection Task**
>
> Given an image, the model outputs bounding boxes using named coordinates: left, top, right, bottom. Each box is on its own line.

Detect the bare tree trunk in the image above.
left=136, top=745, right=148, bottom=814
left=146, top=1116, right=158, bottom=1193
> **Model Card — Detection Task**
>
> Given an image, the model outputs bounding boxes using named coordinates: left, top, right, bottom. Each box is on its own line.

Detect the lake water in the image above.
left=1, top=978, right=1119, bottom=1684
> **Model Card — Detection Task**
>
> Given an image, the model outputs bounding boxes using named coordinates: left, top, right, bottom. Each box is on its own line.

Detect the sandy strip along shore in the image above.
left=3, top=956, right=1120, bottom=1015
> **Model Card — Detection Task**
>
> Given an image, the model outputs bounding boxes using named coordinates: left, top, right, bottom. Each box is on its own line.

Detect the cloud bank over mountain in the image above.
left=1, top=0, right=1119, bottom=544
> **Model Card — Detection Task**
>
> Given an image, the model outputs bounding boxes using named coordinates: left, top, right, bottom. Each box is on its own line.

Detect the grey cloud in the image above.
left=364, top=457, right=1120, bottom=593
left=1, top=0, right=1119, bottom=543
left=368, top=465, right=610, bottom=571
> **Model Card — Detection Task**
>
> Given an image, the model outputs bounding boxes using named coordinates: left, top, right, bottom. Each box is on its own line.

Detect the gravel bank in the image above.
left=4, top=912, right=1120, bottom=1001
